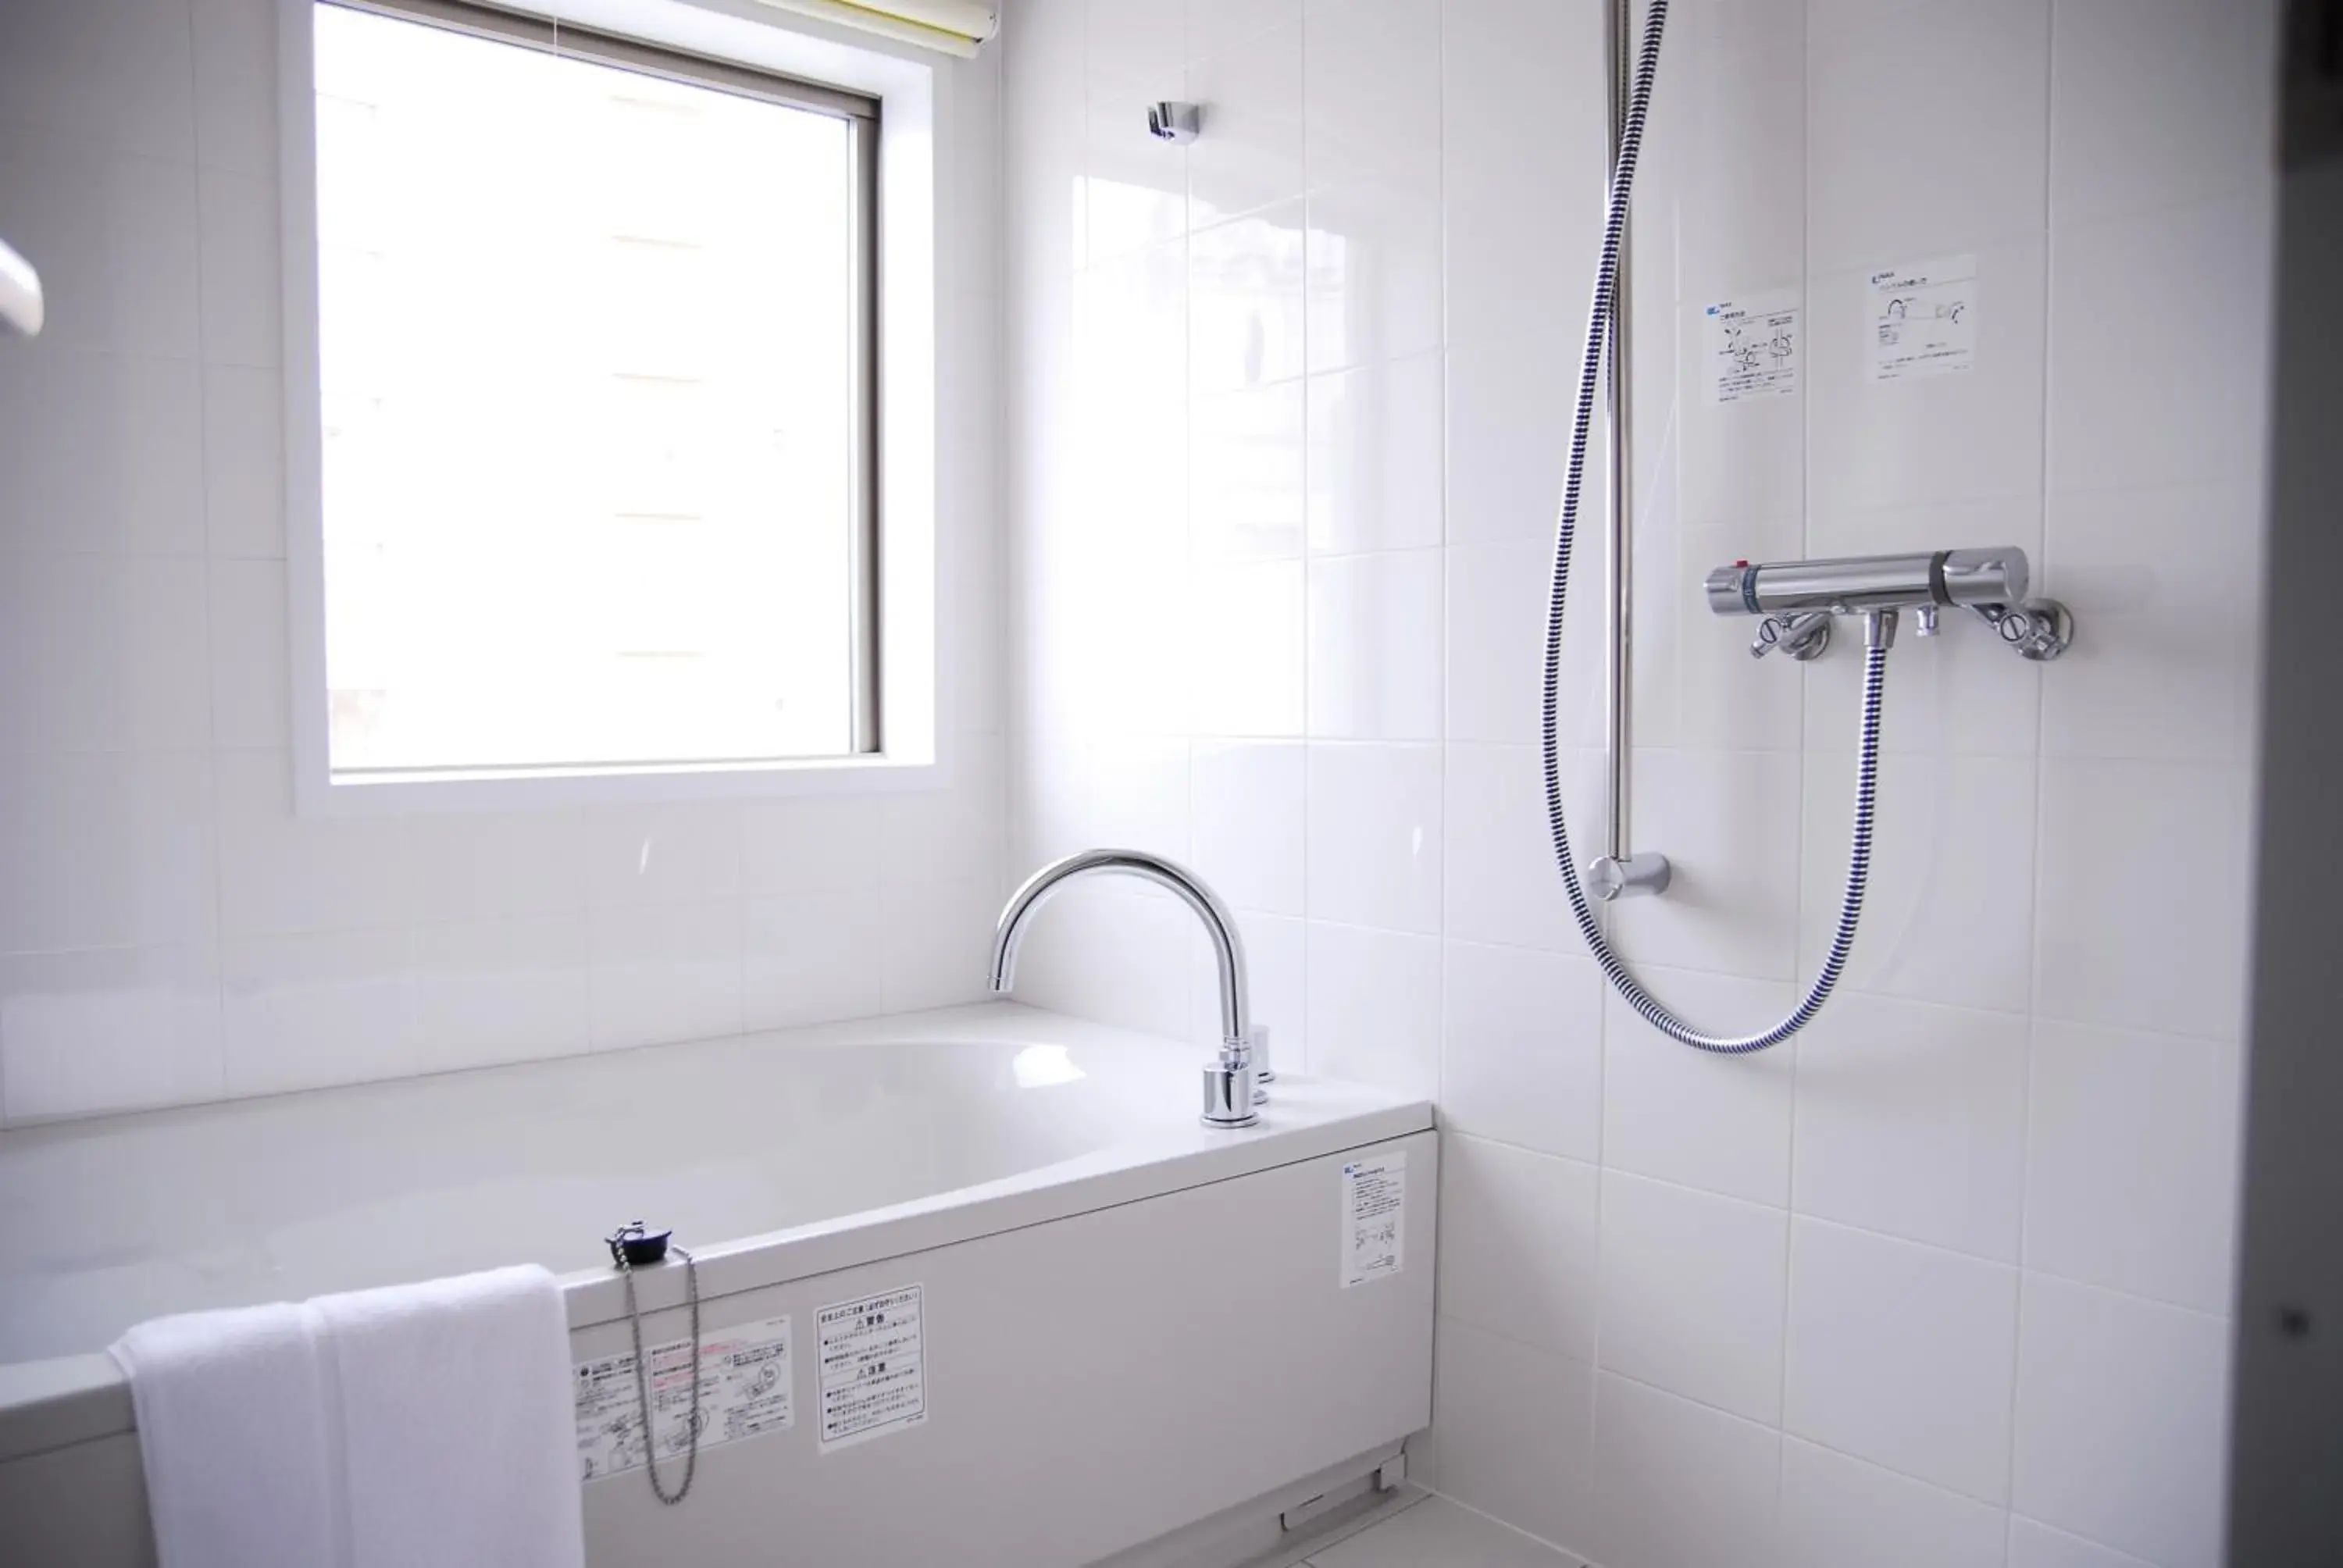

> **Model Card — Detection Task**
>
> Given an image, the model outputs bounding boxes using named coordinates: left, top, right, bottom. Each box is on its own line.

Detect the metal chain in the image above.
left=615, top=1241, right=701, bottom=1506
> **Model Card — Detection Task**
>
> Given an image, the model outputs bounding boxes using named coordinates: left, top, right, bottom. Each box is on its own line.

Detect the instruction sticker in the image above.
left=818, top=1285, right=927, bottom=1452
left=573, top=1313, right=794, bottom=1483
left=1869, top=255, right=1977, bottom=380
left=1703, top=290, right=1800, bottom=401
left=1341, top=1153, right=1407, bottom=1288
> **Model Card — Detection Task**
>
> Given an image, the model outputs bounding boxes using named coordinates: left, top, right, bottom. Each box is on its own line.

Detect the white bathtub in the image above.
left=0, top=1003, right=1436, bottom=1566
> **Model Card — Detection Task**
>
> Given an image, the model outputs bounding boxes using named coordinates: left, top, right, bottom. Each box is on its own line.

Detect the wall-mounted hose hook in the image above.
left=1146, top=102, right=1200, bottom=143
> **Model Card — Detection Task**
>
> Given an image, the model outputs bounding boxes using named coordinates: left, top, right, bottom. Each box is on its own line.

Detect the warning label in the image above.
left=1703, top=290, right=1801, bottom=402
left=817, top=1285, right=928, bottom=1452
left=573, top=1313, right=794, bottom=1483
left=1341, top=1153, right=1407, bottom=1288
left=1869, top=255, right=1977, bottom=380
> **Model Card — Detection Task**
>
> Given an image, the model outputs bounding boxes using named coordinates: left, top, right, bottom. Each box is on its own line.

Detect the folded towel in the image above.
left=112, top=1265, right=585, bottom=1568
left=112, top=1302, right=337, bottom=1568
left=313, top=1266, right=585, bottom=1568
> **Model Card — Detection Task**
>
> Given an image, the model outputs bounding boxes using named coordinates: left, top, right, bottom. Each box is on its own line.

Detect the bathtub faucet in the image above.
left=988, top=849, right=1264, bottom=1130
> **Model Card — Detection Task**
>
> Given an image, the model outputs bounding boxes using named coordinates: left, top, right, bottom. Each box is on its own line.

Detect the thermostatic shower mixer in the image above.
left=1555, top=4, right=2081, bottom=1050
left=1705, top=547, right=2074, bottom=662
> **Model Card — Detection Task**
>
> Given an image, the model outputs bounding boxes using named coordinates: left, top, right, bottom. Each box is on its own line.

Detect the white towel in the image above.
left=111, top=1302, right=337, bottom=1567
left=112, top=1264, right=585, bottom=1568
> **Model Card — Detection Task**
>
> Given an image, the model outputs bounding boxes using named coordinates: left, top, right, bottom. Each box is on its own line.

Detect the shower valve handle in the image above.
left=1751, top=611, right=1831, bottom=661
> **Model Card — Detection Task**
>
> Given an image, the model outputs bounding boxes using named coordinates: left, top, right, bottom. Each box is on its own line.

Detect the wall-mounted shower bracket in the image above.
left=1146, top=102, right=1200, bottom=143
left=1589, top=853, right=1672, bottom=901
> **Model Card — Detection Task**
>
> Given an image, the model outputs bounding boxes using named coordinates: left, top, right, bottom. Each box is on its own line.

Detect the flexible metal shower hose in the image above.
left=1542, top=0, right=1888, bottom=1053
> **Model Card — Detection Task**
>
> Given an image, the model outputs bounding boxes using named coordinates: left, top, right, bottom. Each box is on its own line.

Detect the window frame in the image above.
left=279, top=0, right=948, bottom=815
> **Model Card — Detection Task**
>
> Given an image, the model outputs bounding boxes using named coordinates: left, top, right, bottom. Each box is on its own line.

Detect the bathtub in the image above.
left=0, top=1003, right=1436, bottom=1566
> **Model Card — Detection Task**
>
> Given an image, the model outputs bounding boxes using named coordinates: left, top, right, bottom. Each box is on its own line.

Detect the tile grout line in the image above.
left=1295, top=0, right=1314, bottom=1082
left=187, top=0, right=236, bottom=1115
left=1774, top=0, right=1820, bottom=1508
left=1671, top=1156, right=2231, bottom=1321
left=1592, top=1356, right=2022, bottom=1520
left=1428, top=0, right=1450, bottom=1201
left=2004, top=0, right=2063, bottom=1531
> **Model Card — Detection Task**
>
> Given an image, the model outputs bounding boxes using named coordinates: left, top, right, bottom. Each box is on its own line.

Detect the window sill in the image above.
left=295, top=748, right=950, bottom=818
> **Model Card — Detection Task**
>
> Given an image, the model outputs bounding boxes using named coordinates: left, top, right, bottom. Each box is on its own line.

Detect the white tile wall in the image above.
left=1307, top=546, right=1445, bottom=741
left=2023, top=1020, right=2242, bottom=1316
left=1003, top=2, right=2274, bottom=1564
left=1791, top=993, right=2030, bottom=1261
left=1438, top=1133, right=1600, bottom=1363
left=1596, top=1171, right=1788, bottom=1424
left=1784, top=1217, right=2020, bottom=1504
left=2007, top=1519, right=2167, bottom=1568
left=1305, top=741, right=1443, bottom=934
left=1182, top=20, right=1300, bottom=230
left=1439, top=939, right=1603, bottom=1162
left=1303, top=919, right=1439, bottom=1098
left=0, top=2, right=1011, bottom=1124
left=1778, top=1438, right=2008, bottom=1568
left=1601, top=968, right=1795, bottom=1206
left=2011, top=1274, right=2232, bottom=1568
left=1428, top=1316, right=1596, bottom=1556
left=1586, top=1370, right=1781, bottom=1568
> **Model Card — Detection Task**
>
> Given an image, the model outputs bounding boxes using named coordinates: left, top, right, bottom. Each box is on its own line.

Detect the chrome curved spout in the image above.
left=989, top=849, right=1250, bottom=1049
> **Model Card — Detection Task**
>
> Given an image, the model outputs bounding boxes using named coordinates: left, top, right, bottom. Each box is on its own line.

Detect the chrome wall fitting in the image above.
left=1706, top=546, right=2074, bottom=663
left=989, top=849, right=1263, bottom=1128
left=1751, top=610, right=1832, bottom=661
left=1972, top=599, right=2076, bottom=661
left=1146, top=102, right=1200, bottom=143
left=1587, top=853, right=1673, bottom=902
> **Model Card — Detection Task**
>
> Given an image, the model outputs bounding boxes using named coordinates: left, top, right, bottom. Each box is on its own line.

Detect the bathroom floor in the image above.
left=1296, top=1495, right=1578, bottom=1568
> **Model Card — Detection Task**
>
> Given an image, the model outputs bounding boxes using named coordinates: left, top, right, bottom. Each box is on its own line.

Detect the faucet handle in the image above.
left=1751, top=611, right=1831, bottom=662
left=1201, top=1050, right=1260, bottom=1128
left=1250, top=1025, right=1275, bottom=1088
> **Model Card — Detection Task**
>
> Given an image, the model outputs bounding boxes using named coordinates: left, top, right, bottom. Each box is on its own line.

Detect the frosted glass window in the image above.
left=311, top=1, right=876, bottom=777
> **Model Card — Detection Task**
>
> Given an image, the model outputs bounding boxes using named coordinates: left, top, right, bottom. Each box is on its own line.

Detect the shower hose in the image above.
left=1542, top=0, right=1887, bottom=1053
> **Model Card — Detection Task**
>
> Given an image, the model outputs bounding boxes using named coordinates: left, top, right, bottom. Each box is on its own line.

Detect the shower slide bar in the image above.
left=1589, top=0, right=1671, bottom=902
